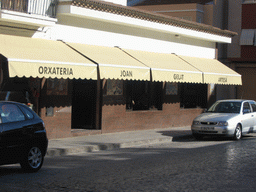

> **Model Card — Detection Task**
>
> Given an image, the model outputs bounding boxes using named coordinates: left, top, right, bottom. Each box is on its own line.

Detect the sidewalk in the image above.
left=46, top=126, right=192, bottom=157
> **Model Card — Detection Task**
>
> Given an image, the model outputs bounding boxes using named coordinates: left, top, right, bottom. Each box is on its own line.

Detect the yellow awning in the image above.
left=0, top=34, right=97, bottom=79
left=179, top=56, right=242, bottom=85
left=66, top=43, right=150, bottom=81
left=122, top=49, right=203, bottom=83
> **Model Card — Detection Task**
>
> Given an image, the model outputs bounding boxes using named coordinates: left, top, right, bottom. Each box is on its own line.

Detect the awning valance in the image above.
left=66, top=43, right=150, bottom=81
left=178, top=56, right=242, bottom=85
left=0, top=34, right=97, bottom=80
left=122, top=49, right=203, bottom=83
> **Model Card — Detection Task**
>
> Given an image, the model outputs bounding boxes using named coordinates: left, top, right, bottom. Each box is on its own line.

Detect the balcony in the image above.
left=1, top=0, right=57, bottom=18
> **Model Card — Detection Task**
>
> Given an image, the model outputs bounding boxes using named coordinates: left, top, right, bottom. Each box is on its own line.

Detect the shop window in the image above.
left=180, top=83, right=207, bottom=109
left=126, top=80, right=149, bottom=111
left=106, top=80, right=123, bottom=96
left=166, top=82, right=178, bottom=96
left=126, top=81, right=163, bottom=111
left=47, top=78, right=68, bottom=96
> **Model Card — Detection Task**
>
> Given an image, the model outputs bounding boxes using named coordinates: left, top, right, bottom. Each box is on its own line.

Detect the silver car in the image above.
left=191, top=99, right=256, bottom=140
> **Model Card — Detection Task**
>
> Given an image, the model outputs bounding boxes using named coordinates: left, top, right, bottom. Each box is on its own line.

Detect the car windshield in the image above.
left=207, top=101, right=242, bottom=113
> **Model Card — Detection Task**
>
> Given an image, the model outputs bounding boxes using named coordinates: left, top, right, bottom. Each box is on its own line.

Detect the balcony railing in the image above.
left=1, top=0, right=57, bottom=18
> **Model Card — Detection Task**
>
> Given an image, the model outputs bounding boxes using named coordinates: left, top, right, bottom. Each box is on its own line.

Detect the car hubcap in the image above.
left=28, top=147, right=42, bottom=169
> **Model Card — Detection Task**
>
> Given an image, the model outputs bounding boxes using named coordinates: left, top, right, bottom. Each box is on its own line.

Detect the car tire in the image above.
left=20, top=146, right=44, bottom=172
left=233, top=124, right=242, bottom=140
left=193, top=133, right=204, bottom=140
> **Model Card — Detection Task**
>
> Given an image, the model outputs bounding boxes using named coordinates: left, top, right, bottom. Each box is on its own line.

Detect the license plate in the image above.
left=201, top=127, right=214, bottom=130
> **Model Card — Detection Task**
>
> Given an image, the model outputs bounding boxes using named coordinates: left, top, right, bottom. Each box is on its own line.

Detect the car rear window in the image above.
left=0, top=104, right=26, bottom=123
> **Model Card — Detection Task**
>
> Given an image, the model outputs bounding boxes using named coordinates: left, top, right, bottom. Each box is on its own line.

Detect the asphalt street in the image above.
left=1, top=135, right=256, bottom=192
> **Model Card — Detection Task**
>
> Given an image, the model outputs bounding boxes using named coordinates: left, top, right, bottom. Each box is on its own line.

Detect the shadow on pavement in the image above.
left=158, top=130, right=256, bottom=142
left=0, top=165, right=23, bottom=176
left=157, top=130, right=194, bottom=142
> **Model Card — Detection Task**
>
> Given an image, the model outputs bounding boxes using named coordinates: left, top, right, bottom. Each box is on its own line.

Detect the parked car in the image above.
left=191, top=99, right=256, bottom=140
left=0, top=101, right=48, bottom=172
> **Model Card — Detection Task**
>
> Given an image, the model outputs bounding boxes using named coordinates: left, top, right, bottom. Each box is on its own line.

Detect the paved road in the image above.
left=1, top=135, right=256, bottom=192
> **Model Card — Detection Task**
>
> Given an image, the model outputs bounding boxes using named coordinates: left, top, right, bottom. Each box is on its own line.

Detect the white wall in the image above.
left=34, top=24, right=217, bottom=59
left=101, top=0, right=127, bottom=6
left=57, top=5, right=232, bottom=44
left=95, top=0, right=145, bottom=6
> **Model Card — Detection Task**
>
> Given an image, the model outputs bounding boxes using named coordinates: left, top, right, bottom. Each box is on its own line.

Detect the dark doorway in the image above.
left=72, top=79, right=97, bottom=129
left=151, top=82, right=163, bottom=110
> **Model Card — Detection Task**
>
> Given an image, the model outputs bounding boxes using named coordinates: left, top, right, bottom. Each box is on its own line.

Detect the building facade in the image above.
left=0, top=0, right=240, bottom=139
left=134, top=0, right=256, bottom=102
left=230, top=0, right=256, bottom=101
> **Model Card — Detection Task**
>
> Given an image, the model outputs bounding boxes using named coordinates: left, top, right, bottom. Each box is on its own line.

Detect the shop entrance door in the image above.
left=72, top=80, right=96, bottom=129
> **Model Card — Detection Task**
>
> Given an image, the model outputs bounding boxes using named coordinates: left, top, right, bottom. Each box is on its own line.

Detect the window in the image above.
left=243, top=102, right=251, bottom=113
left=47, top=78, right=68, bottom=95
left=197, top=16, right=202, bottom=23
left=46, top=106, right=54, bottom=117
left=243, top=0, right=256, bottom=3
left=126, top=81, right=162, bottom=111
left=180, top=83, right=207, bottom=109
left=1, top=0, right=28, bottom=13
left=126, top=81, right=149, bottom=111
left=20, top=105, right=34, bottom=119
left=240, top=29, right=255, bottom=46
left=106, top=80, right=123, bottom=95
left=250, top=101, right=256, bottom=112
left=0, top=104, right=26, bottom=123
left=208, top=101, right=241, bottom=113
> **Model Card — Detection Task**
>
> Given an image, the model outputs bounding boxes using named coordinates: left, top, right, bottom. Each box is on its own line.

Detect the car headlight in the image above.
left=217, top=121, right=228, bottom=126
left=193, top=121, right=200, bottom=125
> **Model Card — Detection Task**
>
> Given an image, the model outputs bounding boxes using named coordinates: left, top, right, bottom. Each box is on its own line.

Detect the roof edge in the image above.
left=58, top=0, right=238, bottom=38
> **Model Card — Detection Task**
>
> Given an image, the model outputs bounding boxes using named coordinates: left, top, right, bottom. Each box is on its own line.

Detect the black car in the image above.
left=0, top=101, right=48, bottom=172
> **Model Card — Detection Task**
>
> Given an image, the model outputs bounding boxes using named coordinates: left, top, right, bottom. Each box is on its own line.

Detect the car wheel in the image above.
left=20, top=146, right=44, bottom=172
left=193, top=133, right=204, bottom=140
left=233, top=124, right=242, bottom=140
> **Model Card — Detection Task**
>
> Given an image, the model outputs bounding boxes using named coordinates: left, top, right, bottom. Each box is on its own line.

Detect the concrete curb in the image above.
left=46, top=126, right=193, bottom=157
left=46, top=143, right=121, bottom=156
left=46, top=137, right=177, bottom=157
